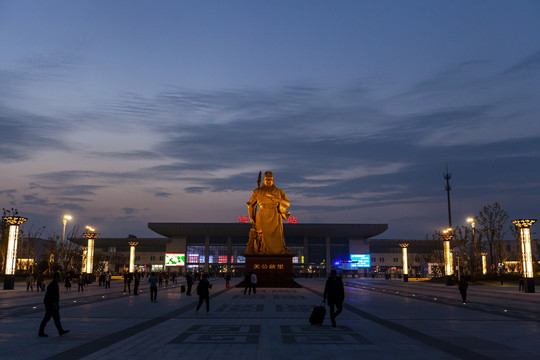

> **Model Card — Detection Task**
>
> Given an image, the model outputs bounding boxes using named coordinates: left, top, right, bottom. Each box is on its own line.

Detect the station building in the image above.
left=89, top=222, right=388, bottom=275
left=78, top=222, right=537, bottom=277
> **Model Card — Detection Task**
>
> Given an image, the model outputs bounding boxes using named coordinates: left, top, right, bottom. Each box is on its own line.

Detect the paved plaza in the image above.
left=0, top=277, right=539, bottom=360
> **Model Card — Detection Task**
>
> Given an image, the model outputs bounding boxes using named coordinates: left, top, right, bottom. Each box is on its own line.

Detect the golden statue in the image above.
left=246, top=171, right=290, bottom=254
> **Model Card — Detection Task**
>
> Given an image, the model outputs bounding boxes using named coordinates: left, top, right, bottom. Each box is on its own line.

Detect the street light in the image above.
left=440, top=228, right=453, bottom=286
left=3, top=214, right=27, bottom=290
left=399, top=243, right=410, bottom=282
left=62, top=215, right=72, bottom=246
left=61, top=215, right=72, bottom=270
left=84, top=226, right=99, bottom=276
left=466, top=217, right=479, bottom=275
left=512, top=219, right=536, bottom=293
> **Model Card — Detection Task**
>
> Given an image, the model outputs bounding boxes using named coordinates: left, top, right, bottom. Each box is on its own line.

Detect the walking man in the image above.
left=196, top=274, right=211, bottom=313
left=133, top=270, right=140, bottom=295
left=323, top=270, right=344, bottom=327
left=78, top=274, right=84, bottom=292
left=459, top=276, right=468, bottom=304
left=105, top=271, right=111, bottom=289
left=149, top=272, right=158, bottom=302
left=186, top=272, right=193, bottom=296
left=38, top=272, right=70, bottom=337
left=243, top=272, right=251, bottom=295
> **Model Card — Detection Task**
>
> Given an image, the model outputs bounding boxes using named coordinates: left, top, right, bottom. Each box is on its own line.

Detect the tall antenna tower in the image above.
left=443, top=163, right=452, bottom=228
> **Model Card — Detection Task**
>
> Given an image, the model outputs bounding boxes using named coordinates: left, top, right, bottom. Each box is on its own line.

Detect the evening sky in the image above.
left=1, top=1, right=539, bottom=239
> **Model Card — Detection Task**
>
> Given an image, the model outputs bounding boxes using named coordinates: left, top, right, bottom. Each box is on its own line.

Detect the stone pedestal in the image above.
left=239, top=253, right=301, bottom=288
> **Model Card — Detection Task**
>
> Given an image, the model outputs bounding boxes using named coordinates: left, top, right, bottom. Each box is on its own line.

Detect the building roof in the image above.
left=147, top=222, right=388, bottom=239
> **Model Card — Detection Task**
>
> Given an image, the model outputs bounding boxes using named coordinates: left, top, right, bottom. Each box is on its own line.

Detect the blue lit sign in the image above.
left=350, top=254, right=370, bottom=268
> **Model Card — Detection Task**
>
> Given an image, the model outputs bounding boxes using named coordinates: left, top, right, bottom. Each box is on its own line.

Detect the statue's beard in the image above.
left=261, top=184, right=276, bottom=191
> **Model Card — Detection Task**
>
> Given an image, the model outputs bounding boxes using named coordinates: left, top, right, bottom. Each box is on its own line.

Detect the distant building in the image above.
left=66, top=222, right=538, bottom=277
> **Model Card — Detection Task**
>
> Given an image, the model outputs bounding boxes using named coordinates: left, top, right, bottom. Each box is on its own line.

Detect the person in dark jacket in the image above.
left=196, top=273, right=211, bottom=313
left=186, top=272, right=193, bottom=296
left=458, top=276, right=468, bottom=304
left=38, top=272, right=69, bottom=337
left=243, top=272, right=251, bottom=295
left=323, top=270, right=344, bottom=327
left=149, top=272, right=158, bottom=302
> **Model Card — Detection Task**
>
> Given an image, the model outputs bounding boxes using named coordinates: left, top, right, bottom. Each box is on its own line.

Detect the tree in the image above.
left=20, top=225, right=46, bottom=274
left=476, top=202, right=509, bottom=274
left=425, top=231, right=445, bottom=277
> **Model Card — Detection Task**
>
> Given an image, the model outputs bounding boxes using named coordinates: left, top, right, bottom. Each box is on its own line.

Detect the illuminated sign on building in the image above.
left=286, top=216, right=298, bottom=223
left=238, top=215, right=250, bottom=223
left=165, top=253, right=185, bottom=266
left=253, top=263, right=285, bottom=270
left=350, top=254, right=370, bottom=268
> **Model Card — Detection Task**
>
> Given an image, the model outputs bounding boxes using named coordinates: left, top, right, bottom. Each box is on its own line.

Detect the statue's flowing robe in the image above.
left=247, top=185, right=289, bottom=254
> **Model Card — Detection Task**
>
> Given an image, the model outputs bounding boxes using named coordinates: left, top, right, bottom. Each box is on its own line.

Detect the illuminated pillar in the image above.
left=399, top=243, right=410, bottom=282
left=481, top=252, right=487, bottom=276
left=440, top=228, right=453, bottom=286
left=81, top=247, right=87, bottom=274
left=3, top=215, right=27, bottom=290
left=512, top=219, right=536, bottom=293
left=128, top=241, right=138, bottom=273
left=84, top=226, right=99, bottom=275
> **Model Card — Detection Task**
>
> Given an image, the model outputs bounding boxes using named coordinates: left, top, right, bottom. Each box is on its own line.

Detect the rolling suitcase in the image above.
left=181, top=284, right=186, bottom=293
left=309, top=302, right=326, bottom=325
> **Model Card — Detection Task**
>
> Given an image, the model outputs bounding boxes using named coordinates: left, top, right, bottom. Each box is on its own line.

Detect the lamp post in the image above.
left=128, top=241, right=138, bottom=273
left=3, top=215, right=27, bottom=290
left=481, top=252, right=487, bottom=276
left=83, top=226, right=99, bottom=277
left=466, top=217, right=479, bottom=275
left=399, top=243, right=410, bottom=282
left=61, top=215, right=72, bottom=270
left=440, top=228, right=453, bottom=286
left=512, top=219, right=536, bottom=293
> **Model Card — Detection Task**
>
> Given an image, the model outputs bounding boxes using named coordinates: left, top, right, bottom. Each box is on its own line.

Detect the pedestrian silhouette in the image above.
left=323, top=270, right=344, bottom=327
left=196, top=274, right=211, bottom=313
left=38, top=272, right=70, bottom=337
left=459, top=276, right=468, bottom=304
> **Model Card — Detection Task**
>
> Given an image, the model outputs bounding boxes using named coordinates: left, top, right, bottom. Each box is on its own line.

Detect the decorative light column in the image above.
left=440, top=228, right=453, bottom=286
left=3, top=215, right=27, bottom=290
left=399, top=243, right=410, bottom=282
left=481, top=252, right=487, bottom=276
left=512, top=219, right=536, bottom=293
left=81, top=246, right=87, bottom=274
left=84, top=226, right=99, bottom=275
left=128, top=241, right=138, bottom=273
